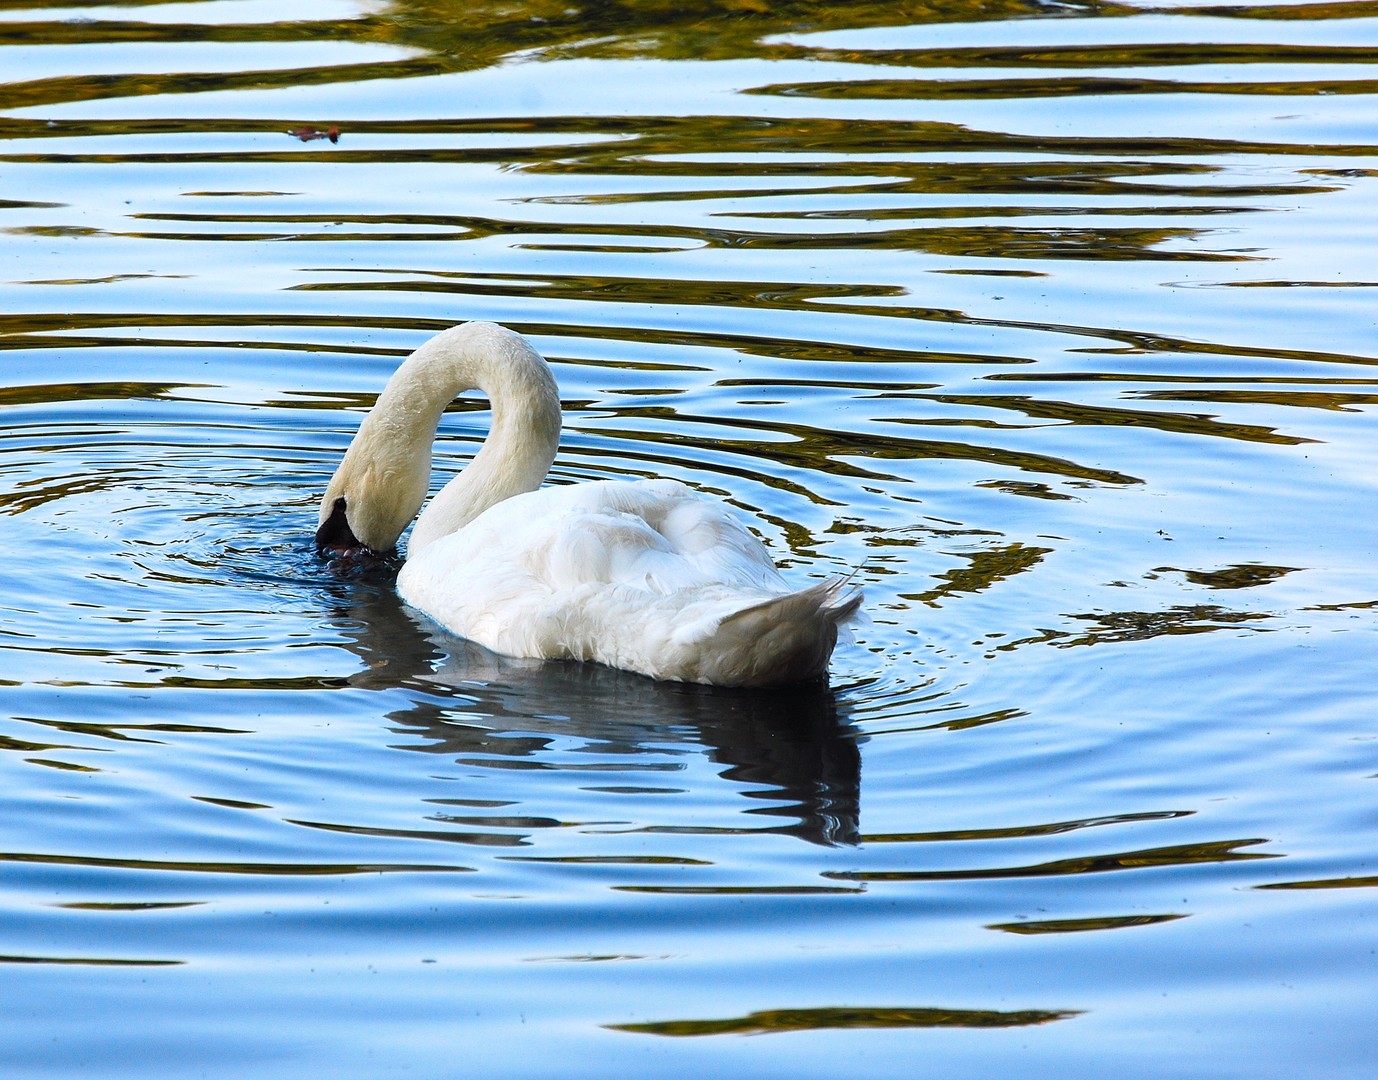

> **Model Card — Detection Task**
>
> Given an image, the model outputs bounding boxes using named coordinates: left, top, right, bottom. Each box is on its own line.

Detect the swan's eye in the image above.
left=316, top=496, right=364, bottom=557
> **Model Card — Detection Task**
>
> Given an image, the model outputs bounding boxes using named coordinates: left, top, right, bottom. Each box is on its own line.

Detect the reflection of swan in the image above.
left=321, top=577, right=862, bottom=847
left=316, top=321, right=860, bottom=687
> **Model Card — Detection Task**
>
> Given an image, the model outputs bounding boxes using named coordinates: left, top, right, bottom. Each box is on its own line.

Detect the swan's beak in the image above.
left=316, top=496, right=370, bottom=557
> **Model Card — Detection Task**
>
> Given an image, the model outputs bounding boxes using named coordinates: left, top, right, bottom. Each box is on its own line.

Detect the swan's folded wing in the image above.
left=479, top=479, right=784, bottom=596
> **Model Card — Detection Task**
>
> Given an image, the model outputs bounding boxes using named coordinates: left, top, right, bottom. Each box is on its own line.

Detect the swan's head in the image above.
left=315, top=416, right=432, bottom=557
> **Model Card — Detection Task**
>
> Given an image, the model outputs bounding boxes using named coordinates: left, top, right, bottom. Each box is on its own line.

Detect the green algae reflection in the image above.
left=610, top=1004, right=1081, bottom=1036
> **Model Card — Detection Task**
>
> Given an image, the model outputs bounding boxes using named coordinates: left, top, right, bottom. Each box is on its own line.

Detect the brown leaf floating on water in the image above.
left=287, top=125, right=340, bottom=144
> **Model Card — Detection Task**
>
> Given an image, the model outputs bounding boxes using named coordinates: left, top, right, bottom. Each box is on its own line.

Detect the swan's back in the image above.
left=398, top=478, right=859, bottom=687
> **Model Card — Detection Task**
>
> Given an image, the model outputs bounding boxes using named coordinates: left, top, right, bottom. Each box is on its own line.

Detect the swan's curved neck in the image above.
left=406, top=324, right=560, bottom=555
left=318, top=322, right=561, bottom=556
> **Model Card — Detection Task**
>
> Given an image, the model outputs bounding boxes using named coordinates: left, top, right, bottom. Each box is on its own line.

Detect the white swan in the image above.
left=316, top=321, right=861, bottom=687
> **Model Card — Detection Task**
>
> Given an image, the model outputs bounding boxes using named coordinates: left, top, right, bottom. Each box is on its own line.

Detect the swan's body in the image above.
left=316, top=321, right=861, bottom=687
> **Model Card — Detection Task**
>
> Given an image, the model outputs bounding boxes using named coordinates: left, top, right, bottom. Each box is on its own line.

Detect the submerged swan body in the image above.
left=316, top=321, right=861, bottom=687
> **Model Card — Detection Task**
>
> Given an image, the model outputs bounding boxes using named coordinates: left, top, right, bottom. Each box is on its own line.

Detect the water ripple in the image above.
left=2, top=0, right=1377, bottom=1073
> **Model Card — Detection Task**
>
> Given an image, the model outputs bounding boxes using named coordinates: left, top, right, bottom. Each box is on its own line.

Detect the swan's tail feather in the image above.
left=722, top=575, right=862, bottom=628
left=702, top=576, right=863, bottom=687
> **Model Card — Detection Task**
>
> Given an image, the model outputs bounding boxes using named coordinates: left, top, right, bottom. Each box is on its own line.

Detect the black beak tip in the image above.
left=316, top=496, right=365, bottom=557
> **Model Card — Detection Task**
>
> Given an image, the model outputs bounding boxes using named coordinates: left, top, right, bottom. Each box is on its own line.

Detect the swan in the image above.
left=315, top=321, right=862, bottom=687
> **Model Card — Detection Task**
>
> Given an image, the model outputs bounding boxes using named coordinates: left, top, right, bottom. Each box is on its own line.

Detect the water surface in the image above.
left=2, top=0, right=1377, bottom=1075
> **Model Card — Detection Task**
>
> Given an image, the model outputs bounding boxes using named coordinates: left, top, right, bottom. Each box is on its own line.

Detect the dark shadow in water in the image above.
left=318, top=559, right=862, bottom=846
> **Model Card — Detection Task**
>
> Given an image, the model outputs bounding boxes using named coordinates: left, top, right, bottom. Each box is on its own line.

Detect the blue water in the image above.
left=2, top=0, right=1377, bottom=1075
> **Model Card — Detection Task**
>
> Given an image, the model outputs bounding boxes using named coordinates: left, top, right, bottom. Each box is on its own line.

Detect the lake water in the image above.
left=2, top=0, right=1377, bottom=1075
